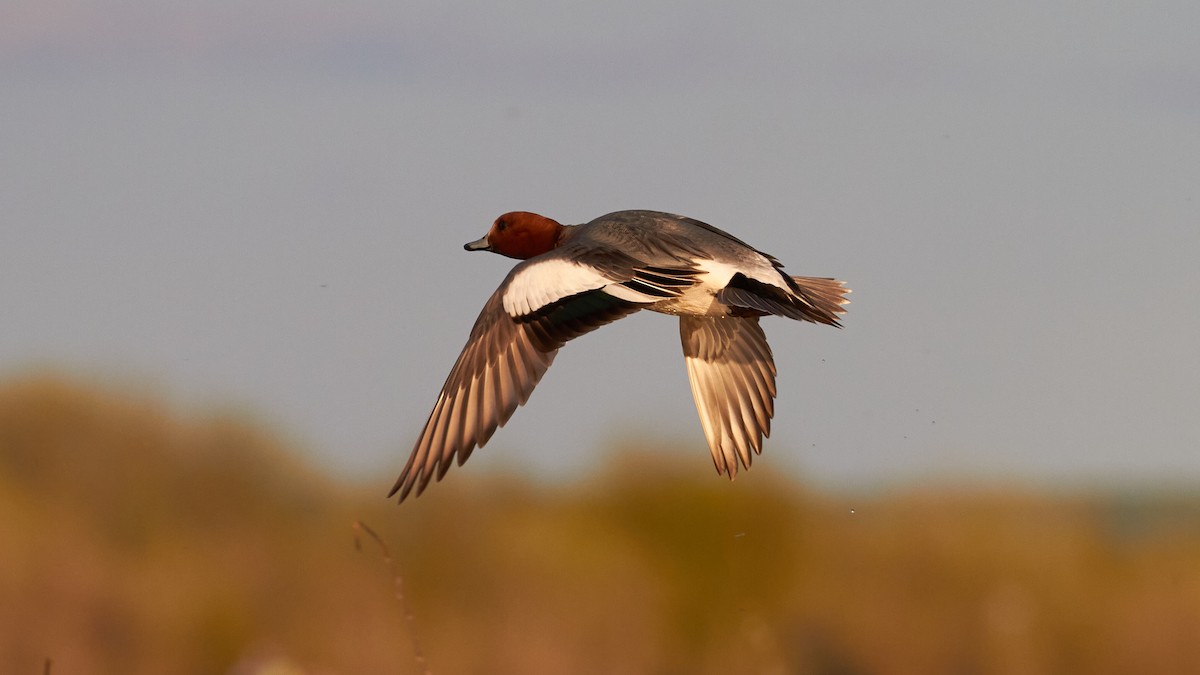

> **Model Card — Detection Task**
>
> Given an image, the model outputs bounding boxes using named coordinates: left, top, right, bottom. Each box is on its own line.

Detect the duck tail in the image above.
left=788, top=276, right=851, bottom=327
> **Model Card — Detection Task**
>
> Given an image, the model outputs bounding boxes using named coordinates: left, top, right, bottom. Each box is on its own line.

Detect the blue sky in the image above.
left=3, top=1, right=1198, bottom=492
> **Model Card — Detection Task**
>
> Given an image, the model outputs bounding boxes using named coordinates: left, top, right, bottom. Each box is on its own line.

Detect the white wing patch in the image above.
left=502, top=258, right=612, bottom=317
left=693, top=259, right=741, bottom=288
left=695, top=257, right=788, bottom=292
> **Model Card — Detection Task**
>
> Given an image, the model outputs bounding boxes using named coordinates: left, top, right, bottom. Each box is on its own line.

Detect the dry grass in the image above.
left=1, top=375, right=1198, bottom=674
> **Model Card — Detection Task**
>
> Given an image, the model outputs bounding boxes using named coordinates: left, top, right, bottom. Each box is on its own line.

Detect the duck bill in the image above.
left=463, top=235, right=491, bottom=252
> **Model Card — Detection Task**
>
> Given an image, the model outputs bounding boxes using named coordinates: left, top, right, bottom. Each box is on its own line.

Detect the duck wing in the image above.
left=679, top=316, right=778, bottom=477
left=391, top=257, right=643, bottom=502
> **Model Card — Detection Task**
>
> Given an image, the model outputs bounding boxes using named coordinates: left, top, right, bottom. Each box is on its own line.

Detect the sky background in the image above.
left=2, top=0, right=1198, bottom=494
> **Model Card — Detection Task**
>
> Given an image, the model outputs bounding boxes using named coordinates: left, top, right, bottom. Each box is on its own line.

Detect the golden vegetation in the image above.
left=1, top=376, right=1198, bottom=674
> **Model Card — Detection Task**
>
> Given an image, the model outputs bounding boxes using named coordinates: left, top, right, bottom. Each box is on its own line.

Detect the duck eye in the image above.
left=496, top=220, right=508, bottom=232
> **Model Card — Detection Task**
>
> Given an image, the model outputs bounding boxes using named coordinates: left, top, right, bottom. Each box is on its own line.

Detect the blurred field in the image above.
left=1, top=375, right=1198, bottom=675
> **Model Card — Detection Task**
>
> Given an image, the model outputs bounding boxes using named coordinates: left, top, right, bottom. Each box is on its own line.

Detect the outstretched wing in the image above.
left=391, top=258, right=645, bottom=502
left=679, top=316, right=778, bottom=477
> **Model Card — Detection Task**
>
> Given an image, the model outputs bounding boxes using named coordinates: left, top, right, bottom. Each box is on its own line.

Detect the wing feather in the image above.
left=679, top=316, right=778, bottom=478
left=391, top=276, right=641, bottom=502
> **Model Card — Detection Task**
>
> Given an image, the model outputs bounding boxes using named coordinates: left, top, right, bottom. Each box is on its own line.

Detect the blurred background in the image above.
left=2, top=1, right=1199, bottom=673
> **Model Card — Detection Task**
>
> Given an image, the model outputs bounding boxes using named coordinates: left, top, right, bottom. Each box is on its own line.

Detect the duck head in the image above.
left=464, top=211, right=565, bottom=260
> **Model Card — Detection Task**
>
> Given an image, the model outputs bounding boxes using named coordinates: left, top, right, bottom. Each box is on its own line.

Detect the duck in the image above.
left=390, top=210, right=849, bottom=502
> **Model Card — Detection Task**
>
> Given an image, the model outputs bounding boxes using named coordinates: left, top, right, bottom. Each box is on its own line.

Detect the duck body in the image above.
left=553, top=210, right=784, bottom=318
left=391, top=209, right=848, bottom=502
